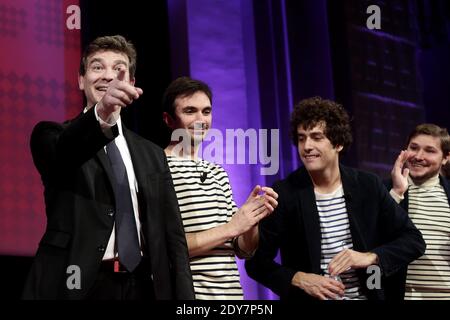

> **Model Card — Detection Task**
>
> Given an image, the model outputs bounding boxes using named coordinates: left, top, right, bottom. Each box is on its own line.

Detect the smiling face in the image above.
left=78, top=50, right=133, bottom=109
left=406, top=134, right=448, bottom=185
left=164, top=91, right=212, bottom=145
left=297, top=122, right=343, bottom=174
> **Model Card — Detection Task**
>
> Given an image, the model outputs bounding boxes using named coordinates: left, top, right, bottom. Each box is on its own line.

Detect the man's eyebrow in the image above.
left=113, top=59, right=128, bottom=66
left=88, top=58, right=128, bottom=66
left=88, top=58, right=103, bottom=65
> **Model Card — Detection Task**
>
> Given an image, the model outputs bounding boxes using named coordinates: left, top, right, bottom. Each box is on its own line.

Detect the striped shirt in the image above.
left=167, top=155, right=243, bottom=300
left=405, top=175, right=450, bottom=300
left=315, top=185, right=367, bottom=300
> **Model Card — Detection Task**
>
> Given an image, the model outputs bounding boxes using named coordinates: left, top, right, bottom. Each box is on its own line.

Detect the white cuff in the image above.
left=389, top=189, right=404, bottom=204
left=94, top=103, right=118, bottom=128
left=94, top=104, right=117, bottom=138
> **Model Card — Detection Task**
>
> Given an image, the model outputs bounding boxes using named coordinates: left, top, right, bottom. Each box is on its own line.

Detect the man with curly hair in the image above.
left=245, top=97, right=425, bottom=300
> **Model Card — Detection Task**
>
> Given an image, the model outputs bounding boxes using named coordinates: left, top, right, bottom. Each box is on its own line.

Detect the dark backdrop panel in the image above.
left=0, top=256, right=33, bottom=300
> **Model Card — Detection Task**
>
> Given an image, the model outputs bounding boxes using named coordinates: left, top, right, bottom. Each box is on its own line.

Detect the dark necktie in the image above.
left=106, top=140, right=141, bottom=272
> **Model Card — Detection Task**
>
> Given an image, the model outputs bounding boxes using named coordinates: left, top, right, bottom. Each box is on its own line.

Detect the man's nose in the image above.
left=193, top=120, right=205, bottom=130
left=304, top=137, right=313, bottom=150
left=195, top=112, right=208, bottom=123
left=102, top=68, right=116, bottom=81
left=414, top=149, right=425, bottom=160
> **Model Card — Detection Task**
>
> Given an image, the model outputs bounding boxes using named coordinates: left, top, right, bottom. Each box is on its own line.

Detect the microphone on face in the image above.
left=200, top=171, right=208, bottom=183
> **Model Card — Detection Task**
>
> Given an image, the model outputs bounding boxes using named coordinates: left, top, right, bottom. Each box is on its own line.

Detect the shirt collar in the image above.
left=408, top=173, right=440, bottom=188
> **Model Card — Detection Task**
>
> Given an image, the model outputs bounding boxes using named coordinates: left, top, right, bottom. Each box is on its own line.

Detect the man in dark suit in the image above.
left=245, top=97, right=425, bottom=300
left=385, top=124, right=450, bottom=300
left=23, top=35, right=194, bottom=299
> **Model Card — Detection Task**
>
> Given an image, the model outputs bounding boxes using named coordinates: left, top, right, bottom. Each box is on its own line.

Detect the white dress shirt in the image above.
left=87, top=106, right=142, bottom=260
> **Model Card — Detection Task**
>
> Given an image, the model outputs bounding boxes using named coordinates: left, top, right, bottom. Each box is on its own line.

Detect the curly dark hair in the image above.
left=79, top=35, right=137, bottom=78
left=290, top=97, right=353, bottom=152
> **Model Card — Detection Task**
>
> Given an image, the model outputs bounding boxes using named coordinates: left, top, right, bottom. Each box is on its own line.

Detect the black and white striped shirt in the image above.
left=405, top=175, right=450, bottom=300
left=167, top=156, right=243, bottom=300
left=315, top=185, right=367, bottom=300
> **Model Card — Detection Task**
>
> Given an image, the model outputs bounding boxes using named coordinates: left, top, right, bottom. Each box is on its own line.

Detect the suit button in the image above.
left=107, top=208, right=114, bottom=217
left=97, top=245, right=106, bottom=252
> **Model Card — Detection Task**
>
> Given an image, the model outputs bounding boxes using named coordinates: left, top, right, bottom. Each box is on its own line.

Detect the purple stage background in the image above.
left=0, top=0, right=81, bottom=256
left=183, top=0, right=276, bottom=300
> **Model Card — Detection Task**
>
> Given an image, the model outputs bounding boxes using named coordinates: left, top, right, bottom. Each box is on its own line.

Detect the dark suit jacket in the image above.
left=383, top=175, right=450, bottom=300
left=23, top=108, right=195, bottom=299
left=245, top=165, right=425, bottom=300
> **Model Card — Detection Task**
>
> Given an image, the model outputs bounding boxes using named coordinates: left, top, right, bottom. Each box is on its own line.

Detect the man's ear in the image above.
left=336, top=145, right=344, bottom=152
left=130, top=76, right=135, bottom=86
left=443, top=153, right=449, bottom=165
left=163, top=112, right=174, bottom=129
left=78, top=74, right=84, bottom=90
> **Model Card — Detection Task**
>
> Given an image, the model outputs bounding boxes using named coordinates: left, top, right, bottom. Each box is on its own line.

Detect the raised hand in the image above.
left=227, top=185, right=278, bottom=237
left=391, top=150, right=413, bottom=197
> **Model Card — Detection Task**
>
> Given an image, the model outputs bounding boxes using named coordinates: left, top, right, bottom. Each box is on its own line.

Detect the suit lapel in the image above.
left=439, top=175, right=450, bottom=207
left=340, top=165, right=367, bottom=252
left=121, top=125, right=147, bottom=190
left=296, top=169, right=322, bottom=274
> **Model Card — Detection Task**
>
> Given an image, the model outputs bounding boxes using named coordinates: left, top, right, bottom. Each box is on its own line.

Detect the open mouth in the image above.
left=95, top=86, right=108, bottom=92
left=303, top=154, right=320, bottom=160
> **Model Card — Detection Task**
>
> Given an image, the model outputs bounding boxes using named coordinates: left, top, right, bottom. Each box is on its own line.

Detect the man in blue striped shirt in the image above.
left=246, top=97, right=425, bottom=300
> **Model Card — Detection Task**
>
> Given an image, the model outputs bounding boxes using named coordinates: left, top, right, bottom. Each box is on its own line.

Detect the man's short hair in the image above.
left=290, top=96, right=353, bottom=152
left=407, top=123, right=450, bottom=156
left=162, top=76, right=212, bottom=117
left=79, top=35, right=137, bottom=78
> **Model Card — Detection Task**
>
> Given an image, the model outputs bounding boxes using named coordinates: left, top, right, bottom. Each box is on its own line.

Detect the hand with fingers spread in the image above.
left=291, top=271, right=345, bottom=300
left=391, top=150, right=413, bottom=197
left=328, top=248, right=378, bottom=277
left=96, top=69, right=143, bottom=124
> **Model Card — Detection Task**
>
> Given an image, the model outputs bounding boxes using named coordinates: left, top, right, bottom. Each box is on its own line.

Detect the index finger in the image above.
left=327, top=250, right=346, bottom=272
left=245, top=185, right=262, bottom=203
left=261, top=187, right=278, bottom=199
left=398, top=150, right=414, bottom=166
